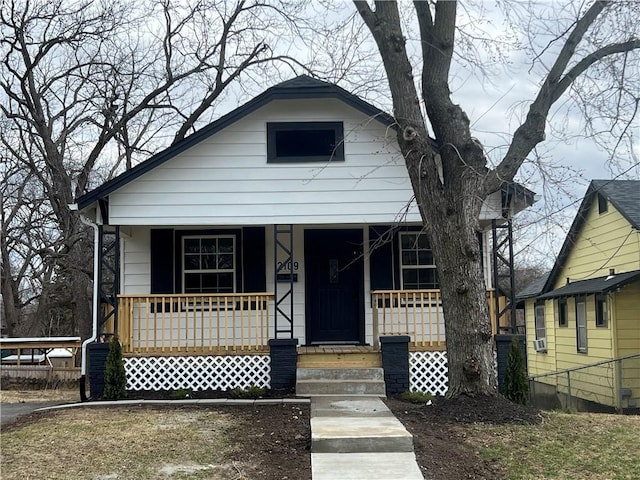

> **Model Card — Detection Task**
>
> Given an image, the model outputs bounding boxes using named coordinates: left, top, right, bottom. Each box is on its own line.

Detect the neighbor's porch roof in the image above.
left=537, top=270, right=640, bottom=300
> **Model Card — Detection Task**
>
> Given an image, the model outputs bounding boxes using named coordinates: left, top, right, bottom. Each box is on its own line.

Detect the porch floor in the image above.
left=298, top=345, right=378, bottom=355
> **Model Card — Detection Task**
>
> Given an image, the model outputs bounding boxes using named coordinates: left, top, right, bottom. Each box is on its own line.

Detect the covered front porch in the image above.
left=110, top=288, right=507, bottom=356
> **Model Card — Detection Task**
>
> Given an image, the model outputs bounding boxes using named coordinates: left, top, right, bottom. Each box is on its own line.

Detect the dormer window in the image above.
left=597, top=193, right=608, bottom=214
left=267, top=122, right=344, bottom=163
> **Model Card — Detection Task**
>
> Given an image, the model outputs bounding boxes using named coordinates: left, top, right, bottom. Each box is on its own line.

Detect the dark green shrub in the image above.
left=103, top=336, right=127, bottom=400
left=504, top=336, right=528, bottom=405
left=228, top=385, right=266, bottom=399
left=399, top=390, right=433, bottom=404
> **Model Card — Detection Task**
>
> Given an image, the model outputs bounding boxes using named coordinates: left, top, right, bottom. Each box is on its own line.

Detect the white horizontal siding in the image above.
left=109, top=98, right=511, bottom=226
left=109, top=99, right=413, bottom=226
left=121, top=227, right=151, bottom=294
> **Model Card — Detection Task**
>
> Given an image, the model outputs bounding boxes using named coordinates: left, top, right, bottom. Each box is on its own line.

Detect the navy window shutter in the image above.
left=150, top=229, right=174, bottom=294
left=369, top=226, right=396, bottom=290
left=242, top=227, right=266, bottom=292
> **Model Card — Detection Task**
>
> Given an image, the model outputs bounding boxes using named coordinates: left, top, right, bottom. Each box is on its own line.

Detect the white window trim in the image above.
left=556, top=298, right=568, bottom=327
left=576, top=299, right=587, bottom=353
left=398, top=232, right=438, bottom=290
left=534, top=303, right=546, bottom=341
left=182, top=235, right=236, bottom=294
left=595, top=294, right=608, bottom=328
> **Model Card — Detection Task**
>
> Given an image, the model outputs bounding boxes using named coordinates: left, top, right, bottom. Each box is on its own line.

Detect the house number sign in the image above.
left=277, top=260, right=299, bottom=272
left=276, top=260, right=299, bottom=282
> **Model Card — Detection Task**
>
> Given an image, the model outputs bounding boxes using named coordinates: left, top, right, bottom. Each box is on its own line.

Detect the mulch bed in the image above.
left=385, top=394, right=543, bottom=480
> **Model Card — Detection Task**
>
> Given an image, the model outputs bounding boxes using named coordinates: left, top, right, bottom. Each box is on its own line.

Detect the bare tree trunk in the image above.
left=355, top=0, right=638, bottom=398
left=424, top=185, right=496, bottom=396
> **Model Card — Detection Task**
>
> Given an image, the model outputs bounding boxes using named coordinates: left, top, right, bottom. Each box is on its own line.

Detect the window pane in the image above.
left=403, top=269, right=418, bottom=287
left=218, top=237, right=233, bottom=252
left=201, top=273, right=219, bottom=293
left=417, top=250, right=434, bottom=265
left=576, top=301, right=587, bottom=351
left=558, top=301, right=568, bottom=327
left=184, top=238, right=200, bottom=254
left=417, top=234, right=429, bottom=249
left=418, top=269, right=438, bottom=288
left=401, top=234, right=417, bottom=249
left=276, top=129, right=335, bottom=157
left=201, top=238, right=217, bottom=253
left=184, top=273, right=201, bottom=292
left=218, top=254, right=233, bottom=270
left=402, top=251, right=417, bottom=265
left=218, top=273, right=234, bottom=291
left=182, top=235, right=235, bottom=293
left=201, top=254, right=216, bottom=269
left=184, top=255, right=200, bottom=270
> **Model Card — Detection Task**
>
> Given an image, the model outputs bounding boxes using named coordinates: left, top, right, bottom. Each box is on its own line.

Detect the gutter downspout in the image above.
left=78, top=209, right=100, bottom=402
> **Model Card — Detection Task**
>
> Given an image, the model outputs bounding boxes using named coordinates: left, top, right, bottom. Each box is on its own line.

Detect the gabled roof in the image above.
left=540, top=179, right=640, bottom=295
left=76, top=75, right=395, bottom=209
left=516, top=272, right=550, bottom=300
left=538, top=269, right=640, bottom=299
left=591, top=179, right=640, bottom=229
left=76, top=75, right=536, bottom=212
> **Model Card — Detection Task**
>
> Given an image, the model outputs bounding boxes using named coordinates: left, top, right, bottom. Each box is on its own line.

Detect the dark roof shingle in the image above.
left=538, top=270, right=640, bottom=299
left=592, top=179, right=640, bottom=229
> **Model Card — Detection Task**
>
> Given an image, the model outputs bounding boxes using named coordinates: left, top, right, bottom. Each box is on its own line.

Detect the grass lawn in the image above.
left=1, top=407, right=239, bottom=480
left=0, top=388, right=79, bottom=404
left=468, top=411, right=640, bottom=480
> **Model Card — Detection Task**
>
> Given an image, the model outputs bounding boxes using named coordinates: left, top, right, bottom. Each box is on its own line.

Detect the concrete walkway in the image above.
left=310, top=396, right=424, bottom=480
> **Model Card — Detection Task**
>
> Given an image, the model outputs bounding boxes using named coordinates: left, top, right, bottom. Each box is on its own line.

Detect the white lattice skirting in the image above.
left=124, top=355, right=270, bottom=391
left=410, top=351, right=448, bottom=396
left=409, top=351, right=500, bottom=396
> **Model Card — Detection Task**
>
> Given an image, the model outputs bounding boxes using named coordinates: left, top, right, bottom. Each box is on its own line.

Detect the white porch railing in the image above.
left=371, top=289, right=502, bottom=349
left=117, top=293, right=273, bottom=355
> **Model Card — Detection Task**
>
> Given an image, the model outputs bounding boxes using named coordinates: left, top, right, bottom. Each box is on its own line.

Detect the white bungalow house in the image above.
left=76, top=76, right=534, bottom=396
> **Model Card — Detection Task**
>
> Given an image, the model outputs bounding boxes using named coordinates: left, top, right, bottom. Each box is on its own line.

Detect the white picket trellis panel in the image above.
left=409, top=350, right=499, bottom=396
left=409, top=351, right=448, bottom=396
left=124, top=355, right=270, bottom=391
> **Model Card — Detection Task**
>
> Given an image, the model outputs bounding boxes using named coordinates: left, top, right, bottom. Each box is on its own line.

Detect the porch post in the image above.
left=268, top=338, right=298, bottom=392
left=380, top=335, right=410, bottom=396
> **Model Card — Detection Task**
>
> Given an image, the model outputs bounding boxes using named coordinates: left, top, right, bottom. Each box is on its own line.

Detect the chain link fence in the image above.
left=529, top=353, right=640, bottom=413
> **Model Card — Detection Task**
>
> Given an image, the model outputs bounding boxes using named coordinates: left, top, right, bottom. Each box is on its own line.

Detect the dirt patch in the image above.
left=385, top=394, right=543, bottom=480
left=1, top=403, right=310, bottom=480
left=225, top=404, right=311, bottom=479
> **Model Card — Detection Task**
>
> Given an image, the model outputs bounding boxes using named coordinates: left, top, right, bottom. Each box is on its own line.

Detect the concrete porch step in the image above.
left=296, top=367, right=386, bottom=396
left=297, top=367, right=384, bottom=381
left=297, top=379, right=386, bottom=396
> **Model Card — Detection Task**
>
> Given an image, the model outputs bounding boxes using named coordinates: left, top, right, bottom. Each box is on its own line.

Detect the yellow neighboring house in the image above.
left=521, top=179, right=640, bottom=412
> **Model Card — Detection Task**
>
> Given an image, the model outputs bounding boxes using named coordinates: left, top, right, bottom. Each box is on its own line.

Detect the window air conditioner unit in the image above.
left=533, top=338, right=547, bottom=352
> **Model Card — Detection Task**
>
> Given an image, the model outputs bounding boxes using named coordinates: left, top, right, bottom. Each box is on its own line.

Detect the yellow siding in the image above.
left=556, top=294, right=616, bottom=406
left=555, top=200, right=640, bottom=289
left=527, top=294, right=619, bottom=406
left=528, top=188, right=640, bottom=408
left=613, top=283, right=640, bottom=406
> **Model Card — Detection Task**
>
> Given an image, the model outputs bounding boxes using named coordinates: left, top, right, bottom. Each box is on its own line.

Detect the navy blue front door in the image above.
left=305, top=229, right=364, bottom=344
